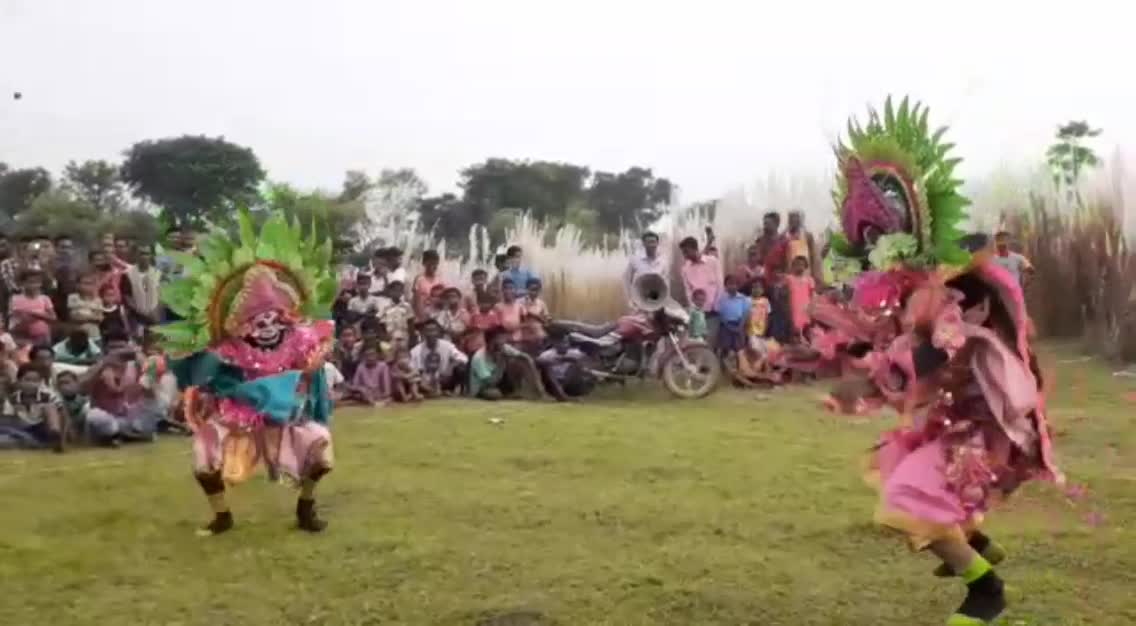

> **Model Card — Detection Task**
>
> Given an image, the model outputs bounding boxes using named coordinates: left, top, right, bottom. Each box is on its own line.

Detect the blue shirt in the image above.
left=501, top=267, right=538, bottom=291
left=716, top=292, right=752, bottom=325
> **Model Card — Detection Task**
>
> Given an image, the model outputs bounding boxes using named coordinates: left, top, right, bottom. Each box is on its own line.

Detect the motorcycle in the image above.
left=549, top=273, right=721, bottom=399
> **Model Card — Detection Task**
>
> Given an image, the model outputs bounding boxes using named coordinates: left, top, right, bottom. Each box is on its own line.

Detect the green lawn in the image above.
left=2, top=344, right=1134, bottom=626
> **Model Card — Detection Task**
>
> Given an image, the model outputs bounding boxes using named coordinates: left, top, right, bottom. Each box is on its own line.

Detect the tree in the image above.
left=0, top=167, right=52, bottom=217
left=587, top=166, right=673, bottom=233
left=62, top=159, right=126, bottom=213
left=121, top=135, right=265, bottom=226
left=10, top=191, right=159, bottom=245
left=1046, top=121, right=1102, bottom=205
left=339, top=170, right=374, bottom=202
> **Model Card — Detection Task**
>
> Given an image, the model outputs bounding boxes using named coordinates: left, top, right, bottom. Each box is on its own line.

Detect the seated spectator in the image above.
left=346, top=273, right=388, bottom=327
left=323, top=360, right=347, bottom=402
left=359, top=318, right=392, bottom=357
left=56, top=370, right=119, bottom=447
left=0, top=364, right=65, bottom=452
left=390, top=347, right=423, bottom=402
left=379, top=281, right=413, bottom=341
left=469, top=326, right=551, bottom=401
left=333, top=326, right=363, bottom=383
left=139, top=334, right=185, bottom=434
left=30, top=344, right=57, bottom=382
left=436, top=287, right=470, bottom=341
left=121, top=244, right=162, bottom=334
left=410, top=319, right=468, bottom=396
left=463, top=269, right=490, bottom=313
left=83, top=332, right=154, bottom=443
left=347, top=343, right=392, bottom=405
left=54, top=328, right=103, bottom=366
left=332, top=287, right=352, bottom=332
left=425, top=284, right=446, bottom=322
left=536, top=331, right=594, bottom=400
left=99, top=282, right=133, bottom=340
left=521, top=277, right=550, bottom=348
left=494, top=278, right=524, bottom=342
left=68, top=273, right=104, bottom=342
left=464, top=293, right=501, bottom=355
left=9, top=269, right=56, bottom=347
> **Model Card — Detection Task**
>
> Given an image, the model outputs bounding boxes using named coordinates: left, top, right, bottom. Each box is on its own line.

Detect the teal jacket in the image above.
left=169, top=351, right=331, bottom=425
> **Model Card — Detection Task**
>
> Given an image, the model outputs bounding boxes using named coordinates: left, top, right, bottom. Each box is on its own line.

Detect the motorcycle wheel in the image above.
left=660, top=344, right=721, bottom=399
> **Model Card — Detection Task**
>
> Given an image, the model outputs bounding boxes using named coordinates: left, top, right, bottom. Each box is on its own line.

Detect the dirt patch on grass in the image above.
left=471, top=609, right=554, bottom=626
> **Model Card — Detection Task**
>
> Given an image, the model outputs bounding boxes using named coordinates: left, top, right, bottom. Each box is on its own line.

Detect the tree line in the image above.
left=0, top=135, right=675, bottom=255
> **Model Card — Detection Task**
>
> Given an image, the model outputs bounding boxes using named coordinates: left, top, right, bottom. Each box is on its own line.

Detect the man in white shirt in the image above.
left=409, top=319, right=469, bottom=393
left=623, top=231, right=668, bottom=307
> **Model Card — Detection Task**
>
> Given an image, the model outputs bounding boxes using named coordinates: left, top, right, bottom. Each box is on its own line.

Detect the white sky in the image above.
left=2, top=0, right=1133, bottom=203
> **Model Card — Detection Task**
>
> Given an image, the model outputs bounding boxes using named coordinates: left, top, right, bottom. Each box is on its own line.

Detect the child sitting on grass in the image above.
left=390, top=347, right=423, bottom=402
left=347, top=343, right=392, bottom=406
left=436, top=287, right=470, bottom=341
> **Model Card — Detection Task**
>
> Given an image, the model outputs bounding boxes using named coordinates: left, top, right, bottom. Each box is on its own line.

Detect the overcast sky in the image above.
left=2, top=0, right=1133, bottom=203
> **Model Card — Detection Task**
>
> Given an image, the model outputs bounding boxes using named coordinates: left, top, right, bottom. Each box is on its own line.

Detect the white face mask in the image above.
left=247, top=310, right=286, bottom=347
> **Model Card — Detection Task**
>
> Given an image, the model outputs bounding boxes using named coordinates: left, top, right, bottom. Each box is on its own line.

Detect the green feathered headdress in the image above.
left=831, top=96, right=970, bottom=268
left=155, top=208, right=339, bottom=355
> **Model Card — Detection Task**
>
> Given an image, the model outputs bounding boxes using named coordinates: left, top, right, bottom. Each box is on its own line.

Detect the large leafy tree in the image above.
left=588, top=166, right=672, bottom=232
left=0, top=166, right=52, bottom=217
left=11, top=191, right=158, bottom=245
left=121, top=135, right=265, bottom=225
left=62, top=159, right=126, bottom=213
left=1046, top=121, right=1102, bottom=205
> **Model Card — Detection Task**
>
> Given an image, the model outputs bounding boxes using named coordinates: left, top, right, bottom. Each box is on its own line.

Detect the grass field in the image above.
left=2, top=344, right=1134, bottom=626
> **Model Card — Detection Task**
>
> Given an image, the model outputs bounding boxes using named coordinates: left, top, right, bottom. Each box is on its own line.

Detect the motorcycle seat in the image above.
left=552, top=320, right=618, bottom=338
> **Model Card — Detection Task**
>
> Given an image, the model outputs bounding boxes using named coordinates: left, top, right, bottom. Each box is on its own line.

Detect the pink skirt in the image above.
left=192, top=419, right=333, bottom=486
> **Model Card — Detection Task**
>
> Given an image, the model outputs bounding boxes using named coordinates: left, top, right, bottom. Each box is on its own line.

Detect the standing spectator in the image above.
left=51, top=234, right=80, bottom=323
left=2, top=237, right=51, bottom=306
left=735, top=244, right=766, bottom=295
left=785, top=256, right=817, bottom=340
left=464, top=294, right=501, bottom=355
left=463, top=269, right=490, bottom=313
left=686, top=289, right=709, bottom=341
left=754, top=212, right=787, bottom=287
left=99, top=282, right=133, bottom=340
left=623, top=231, right=668, bottom=306
left=411, top=250, right=445, bottom=322
left=382, top=247, right=408, bottom=285
left=69, top=274, right=104, bottom=342
left=521, top=277, right=550, bottom=348
left=360, top=248, right=391, bottom=295
left=379, top=281, right=413, bottom=341
left=436, top=287, right=470, bottom=340
left=679, top=236, right=723, bottom=344
left=409, top=319, right=469, bottom=394
left=501, top=245, right=538, bottom=295
left=157, top=224, right=197, bottom=284
left=89, top=249, right=123, bottom=301
left=486, top=254, right=509, bottom=302
left=785, top=210, right=822, bottom=283
left=346, top=274, right=388, bottom=326
left=100, top=233, right=130, bottom=273
left=9, top=270, right=56, bottom=347
left=114, top=235, right=136, bottom=266
left=121, top=245, right=162, bottom=334
left=347, top=344, right=392, bottom=405
left=494, top=278, right=525, bottom=342
left=993, top=231, right=1034, bottom=287
left=716, top=274, right=751, bottom=355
